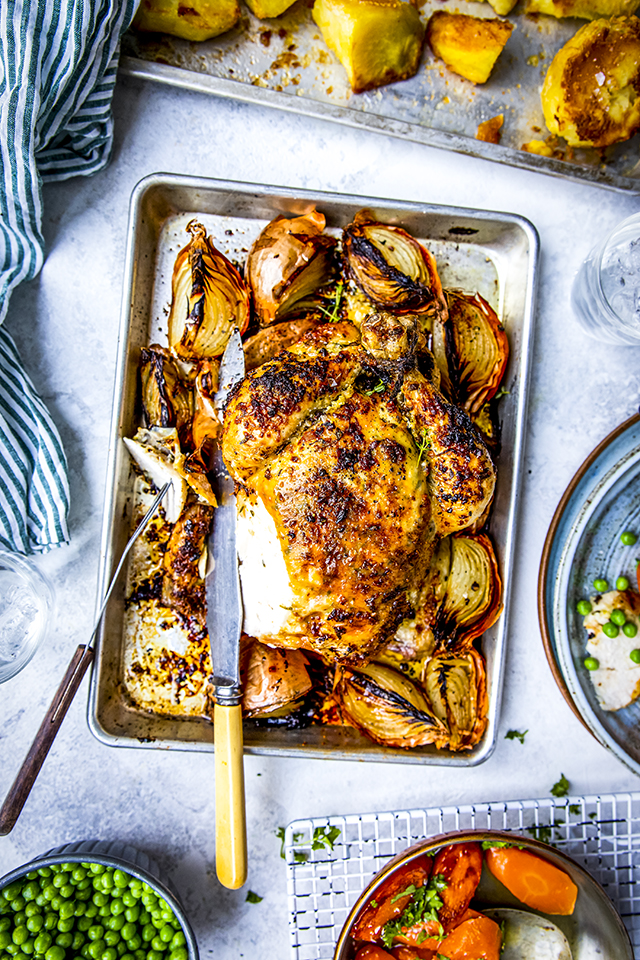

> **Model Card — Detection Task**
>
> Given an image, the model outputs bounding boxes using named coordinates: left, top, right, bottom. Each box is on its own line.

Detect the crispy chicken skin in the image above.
left=161, top=501, right=213, bottom=618
left=222, top=316, right=495, bottom=663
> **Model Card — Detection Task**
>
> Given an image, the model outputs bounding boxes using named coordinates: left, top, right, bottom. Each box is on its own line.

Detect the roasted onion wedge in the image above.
left=168, top=219, right=250, bottom=360
left=240, top=637, right=313, bottom=718
left=423, top=648, right=488, bottom=750
left=343, top=211, right=448, bottom=321
left=433, top=533, right=503, bottom=650
left=247, top=209, right=337, bottom=327
left=243, top=316, right=320, bottom=371
left=334, top=662, right=449, bottom=749
left=140, top=345, right=194, bottom=444
left=445, top=290, right=509, bottom=414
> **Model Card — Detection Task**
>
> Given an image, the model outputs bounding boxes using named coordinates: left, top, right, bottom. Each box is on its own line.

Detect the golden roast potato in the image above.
left=526, top=0, right=638, bottom=18
left=244, top=0, right=297, bottom=18
left=312, top=0, right=425, bottom=92
left=427, top=12, right=514, bottom=84
left=541, top=16, right=640, bottom=147
left=133, top=0, right=240, bottom=41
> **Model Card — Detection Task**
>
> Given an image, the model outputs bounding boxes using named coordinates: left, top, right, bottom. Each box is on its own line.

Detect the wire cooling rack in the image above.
left=285, top=792, right=640, bottom=959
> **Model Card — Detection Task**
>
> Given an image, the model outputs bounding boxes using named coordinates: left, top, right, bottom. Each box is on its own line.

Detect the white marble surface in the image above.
left=2, top=72, right=640, bottom=958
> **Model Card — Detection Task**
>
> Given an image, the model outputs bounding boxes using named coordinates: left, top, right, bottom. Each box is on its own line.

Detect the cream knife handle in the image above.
left=214, top=701, right=247, bottom=889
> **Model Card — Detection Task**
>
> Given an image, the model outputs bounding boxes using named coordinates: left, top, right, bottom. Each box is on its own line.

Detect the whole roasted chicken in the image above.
left=222, top=311, right=495, bottom=664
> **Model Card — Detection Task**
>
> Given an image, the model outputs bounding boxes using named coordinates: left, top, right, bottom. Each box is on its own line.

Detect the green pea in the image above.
left=141, top=928, right=155, bottom=945
left=616, top=575, right=630, bottom=591
left=14, top=915, right=26, bottom=928
left=72, top=934, right=85, bottom=951
left=119, top=928, right=134, bottom=945
left=84, top=908, right=98, bottom=921
left=603, top=621, right=620, bottom=638
left=109, top=904, right=124, bottom=919
left=0, top=919, right=11, bottom=932
left=127, top=885, right=142, bottom=901
left=33, top=899, right=46, bottom=911
left=45, top=946, right=66, bottom=960
left=92, top=896, right=107, bottom=910
left=140, top=899, right=156, bottom=913
left=168, top=949, right=187, bottom=960
left=120, top=898, right=135, bottom=912
left=593, top=578, right=608, bottom=593
left=57, top=919, right=74, bottom=934
left=168, top=935, right=184, bottom=951
left=75, top=905, right=86, bottom=919
left=121, top=954, right=135, bottom=960
left=59, top=887, right=73, bottom=901
left=55, top=934, right=73, bottom=949
left=7, top=945, right=21, bottom=957
left=10, top=902, right=25, bottom=916
left=621, top=531, right=637, bottom=546
left=103, top=933, right=119, bottom=948
left=100, top=878, right=114, bottom=894
left=88, top=927, right=104, bottom=942
left=102, top=949, right=117, bottom=960
left=576, top=598, right=592, bottom=616
left=611, top=609, right=627, bottom=626
left=3, top=886, right=23, bottom=903
left=87, top=942, right=106, bottom=960
left=112, top=876, right=128, bottom=893
left=44, top=915, right=57, bottom=932
left=584, top=657, right=600, bottom=670
left=125, top=939, right=141, bottom=953
left=0, top=934, right=11, bottom=950
left=147, top=951, right=163, bottom=960
left=104, top=919, right=123, bottom=934
left=624, top=622, right=638, bottom=638
left=76, top=882, right=91, bottom=893
left=20, top=940, right=35, bottom=956
left=72, top=871, right=87, bottom=886
left=116, top=948, right=127, bottom=960
left=123, top=910, right=139, bottom=925
left=21, top=887, right=39, bottom=905
left=36, top=873, right=51, bottom=881
left=157, top=930, right=172, bottom=947
left=26, top=919, right=42, bottom=936
left=137, top=916, right=149, bottom=930
left=59, top=902, right=75, bottom=921
left=33, top=934, right=52, bottom=954
left=150, top=939, right=164, bottom=953
left=13, top=929, right=28, bottom=947
left=98, top=908, right=110, bottom=920
left=88, top=869, right=103, bottom=878
left=81, top=945, right=93, bottom=959
left=133, top=951, right=146, bottom=960
left=149, top=920, right=163, bottom=933
left=630, top=649, right=640, bottom=663
left=24, top=906, right=39, bottom=920
left=51, top=879, right=64, bottom=893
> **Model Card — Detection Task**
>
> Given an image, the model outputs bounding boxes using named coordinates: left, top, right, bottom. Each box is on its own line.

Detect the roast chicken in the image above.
left=222, top=311, right=496, bottom=664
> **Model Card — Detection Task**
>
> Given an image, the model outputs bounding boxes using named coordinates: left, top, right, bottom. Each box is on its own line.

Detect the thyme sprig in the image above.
left=318, top=281, right=344, bottom=323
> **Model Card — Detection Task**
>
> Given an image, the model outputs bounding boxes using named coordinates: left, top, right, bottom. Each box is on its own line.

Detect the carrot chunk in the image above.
left=484, top=847, right=578, bottom=915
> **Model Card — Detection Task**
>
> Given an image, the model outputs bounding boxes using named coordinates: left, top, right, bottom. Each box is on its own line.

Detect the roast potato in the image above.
left=527, top=0, right=638, bottom=19
left=312, top=0, right=425, bottom=92
left=541, top=16, right=640, bottom=147
left=244, top=0, right=297, bottom=16
left=133, top=0, right=240, bottom=40
left=427, top=12, right=514, bottom=85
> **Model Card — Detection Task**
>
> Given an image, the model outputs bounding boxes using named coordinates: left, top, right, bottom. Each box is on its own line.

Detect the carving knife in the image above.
left=205, top=326, right=247, bottom=890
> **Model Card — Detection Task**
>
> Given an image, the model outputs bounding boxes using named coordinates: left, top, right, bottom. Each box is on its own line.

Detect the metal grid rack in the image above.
left=285, top=792, right=640, bottom=959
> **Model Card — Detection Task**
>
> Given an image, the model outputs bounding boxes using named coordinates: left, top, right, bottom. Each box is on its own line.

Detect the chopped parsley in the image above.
left=293, top=851, right=309, bottom=863
left=505, top=729, right=527, bottom=744
left=481, top=841, right=523, bottom=850
left=569, top=804, right=581, bottom=815
left=526, top=818, right=565, bottom=844
left=311, top=825, right=341, bottom=851
left=391, top=884, right=417, bottom=904
left=276, top=825, right=304, bottom=858
left=381, top=874, right=447, bottom=949
left=245, top=890, right=263, bottom=904
left=551, top=773, right=570, bottom=797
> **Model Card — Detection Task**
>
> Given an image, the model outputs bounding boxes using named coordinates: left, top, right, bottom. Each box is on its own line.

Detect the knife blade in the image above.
left=205, top=326, right=247, bottom=890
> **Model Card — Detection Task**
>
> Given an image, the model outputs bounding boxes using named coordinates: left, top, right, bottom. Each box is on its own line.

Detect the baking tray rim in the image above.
left=120, top=57, right=640, bottom=197
left=87, top=172, right=539, bottom=765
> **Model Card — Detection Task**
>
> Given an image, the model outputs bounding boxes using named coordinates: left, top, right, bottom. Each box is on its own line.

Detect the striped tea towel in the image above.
left=0, top=0, right=138, bottom=554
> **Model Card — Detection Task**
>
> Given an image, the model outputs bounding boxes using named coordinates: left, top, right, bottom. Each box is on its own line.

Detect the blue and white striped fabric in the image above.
left=0, top=0, right=138, bottom=553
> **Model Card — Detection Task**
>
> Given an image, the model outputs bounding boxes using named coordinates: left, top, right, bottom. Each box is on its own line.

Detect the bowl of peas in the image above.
left=0, top=840, right=198, bottom=960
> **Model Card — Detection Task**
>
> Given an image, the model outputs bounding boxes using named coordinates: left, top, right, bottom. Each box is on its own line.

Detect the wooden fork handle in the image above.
left=0, top=644, right=94, bottom=836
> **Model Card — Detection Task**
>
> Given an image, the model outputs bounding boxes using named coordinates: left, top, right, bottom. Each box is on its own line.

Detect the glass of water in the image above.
left=0, top=551, right=54, bottom=683
left=571, top=211, right=640, bottom=345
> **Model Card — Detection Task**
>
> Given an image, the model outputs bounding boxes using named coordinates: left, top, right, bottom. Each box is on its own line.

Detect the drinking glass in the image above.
left=0, top=550, right=54, bottom=683
left=571, top=211, right=640, bottom=345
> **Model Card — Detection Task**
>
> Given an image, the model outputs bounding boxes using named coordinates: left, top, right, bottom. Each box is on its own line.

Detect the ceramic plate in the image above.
left=539, top=413, right=640, bottom=776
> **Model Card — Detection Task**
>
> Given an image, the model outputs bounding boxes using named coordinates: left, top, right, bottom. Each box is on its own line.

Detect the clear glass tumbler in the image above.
left=0, top=550, right=54, bottom=683
left=571, top=211, right=640, bottom=345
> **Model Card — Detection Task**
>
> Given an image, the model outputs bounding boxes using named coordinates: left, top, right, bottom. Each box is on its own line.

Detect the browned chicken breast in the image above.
left=222, top=315, right=495, bottom=663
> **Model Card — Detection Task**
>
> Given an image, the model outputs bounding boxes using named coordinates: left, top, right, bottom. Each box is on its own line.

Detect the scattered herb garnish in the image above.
left=569, top=804, right=581, bottom=815
left=246, top=890, right=263, bottom=904
left=481, top=841, right=524, bottom=850
left=370, top=900, right=378, bottom=909
left=381, top=874, right=447, bottom=949
left=525, top=819, right=565, bottom=844
left=416, top=930, right=428, bottom=945
left=589, top=811, right=597, bottom=820
left=551, top=773, right=570, bottom=798
left=276, top=825, right=304, bottom=858
left=293, top=851, right=309, bottom=863
left=494, top=386, right=510, bottom=400
left=417, top=432, right=430, bottom=464
left=505, top=729, right=527, bottom=744
left=363, top=380, right=385, bottom=396
left=318, top=281, right=344, bottom=323
left=312, top=825, right=341, bottom=851
left=390, top=884, right=417, bottom=904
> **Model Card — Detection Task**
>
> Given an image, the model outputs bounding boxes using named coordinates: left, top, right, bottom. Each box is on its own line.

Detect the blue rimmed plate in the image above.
left=539, top=413, right=640, bottom=776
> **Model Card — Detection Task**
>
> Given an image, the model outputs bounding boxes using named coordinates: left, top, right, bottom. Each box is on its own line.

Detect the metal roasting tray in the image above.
left=285, top=791, right=640, bottom=959
left=88, top=172, right=537, bottom=763
left=120, top=10, right=640, bottom=195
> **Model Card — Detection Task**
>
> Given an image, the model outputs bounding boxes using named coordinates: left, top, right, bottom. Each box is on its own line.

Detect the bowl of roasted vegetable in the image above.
left=334, top=830, right=632, bottom=959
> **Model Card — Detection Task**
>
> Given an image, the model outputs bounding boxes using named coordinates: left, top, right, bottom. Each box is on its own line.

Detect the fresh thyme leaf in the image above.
left=417, top=432, right=430, bottom=464
left=551, top=773, right=570, bottom=797
left=505, top=729, right=527, bottom=744
left=494, top=385, right=510, bottom=400
left=390, top=884, right=417, bottom=904
left=363, top=380, right=385, bottom=396
left=569, top=804, right=581, bottom=815
left=246, top=890, right=263, bottom=903
left=311, top=825, right=341, bottom=851
left=380, top=874, right=447, bottom=949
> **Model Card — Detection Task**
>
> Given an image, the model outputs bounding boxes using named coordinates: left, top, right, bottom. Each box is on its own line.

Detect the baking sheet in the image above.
left=285, top=791, right=640, bottom=958
left=88, top=173, right=537, bottom=764
left=121, top=5, right=640, bottom=194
